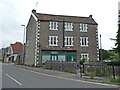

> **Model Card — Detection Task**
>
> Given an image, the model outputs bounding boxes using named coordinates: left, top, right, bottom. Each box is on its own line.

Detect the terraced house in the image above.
left=25, top=9, right=99, bottom=66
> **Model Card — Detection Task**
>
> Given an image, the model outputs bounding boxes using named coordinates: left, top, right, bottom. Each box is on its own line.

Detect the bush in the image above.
left=64, top=70, right=77, bottom=74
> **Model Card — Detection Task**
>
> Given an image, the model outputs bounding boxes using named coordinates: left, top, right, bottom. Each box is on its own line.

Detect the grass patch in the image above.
left=110, top=78, right=120, bottom=84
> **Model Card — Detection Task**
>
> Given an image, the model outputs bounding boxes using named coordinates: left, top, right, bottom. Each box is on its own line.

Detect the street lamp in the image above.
left=21, top=24, right=26, bottom=65
left=100, top=34, right=102, bottom=61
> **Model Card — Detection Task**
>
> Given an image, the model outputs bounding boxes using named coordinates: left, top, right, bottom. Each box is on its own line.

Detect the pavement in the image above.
left=12, top=64, right=118, bottom=85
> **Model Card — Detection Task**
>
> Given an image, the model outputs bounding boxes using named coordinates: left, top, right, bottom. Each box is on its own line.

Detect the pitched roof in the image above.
left=10, top=42, right=23, bottom=54
left=34, top=11, right=97, bottom=25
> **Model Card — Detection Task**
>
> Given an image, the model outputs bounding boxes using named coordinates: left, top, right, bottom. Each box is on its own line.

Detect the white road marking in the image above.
left=16, top=67, right=118, bottom=88
left=5, top=74, right=22, bottom=86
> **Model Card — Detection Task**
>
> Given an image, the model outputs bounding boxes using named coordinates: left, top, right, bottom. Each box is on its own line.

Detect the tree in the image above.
left=115, top=24, right=120, bottom=59
left=99, top=49, right=118, bottom=60
left=99, top=49, right=110, bottom=60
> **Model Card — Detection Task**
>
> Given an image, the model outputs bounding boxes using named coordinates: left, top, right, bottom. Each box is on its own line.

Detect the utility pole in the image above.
left=21, top=24, right=26, bottom=65
left=2, top=44, right=5, bottom=63
left=100, top=34, right=102, bottom=61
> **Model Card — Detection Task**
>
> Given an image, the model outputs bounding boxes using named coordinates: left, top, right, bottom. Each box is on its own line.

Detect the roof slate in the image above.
left=35, top=13, right=97, bottom=25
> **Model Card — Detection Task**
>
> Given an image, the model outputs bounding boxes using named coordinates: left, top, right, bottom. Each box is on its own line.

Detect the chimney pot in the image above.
left=89, top=15, right=92, bottom=19
left=32, top=9, right=36, bottom=13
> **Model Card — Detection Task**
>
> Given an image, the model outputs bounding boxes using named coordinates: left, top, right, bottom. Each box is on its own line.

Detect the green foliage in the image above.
left=64, top=70, right=76, bottom=74
left=99, top=49, right=110, bottom=60
left=99, top=49, right=118, bottom=60
left=110, top=78, right=120, bottom=84
left=86, top=70, right=96, bottom=79
left=115, top=24, right=120, bottom=59
left=80, top=58, right=85, bottom=65
left=97, top=68, right=108, bottom=77
left=116, top=24, right=120, bottom=51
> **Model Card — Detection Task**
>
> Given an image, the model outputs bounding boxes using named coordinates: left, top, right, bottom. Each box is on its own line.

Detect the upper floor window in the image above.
left=49, top=36, right=58, bottom=46
left=65, top=22, right=73, bottom=31
left=80, top=24, right=88, bottom=32
left=65, top=36, right=74, bottom=46
left=81, top=53, right=89, bottom=62
left=49, top=21, right=58, bottom=30
left=80, top=37, right=89, bottom=47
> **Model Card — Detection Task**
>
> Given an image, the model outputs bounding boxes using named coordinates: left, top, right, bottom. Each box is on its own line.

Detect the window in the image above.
left=80, top=37, right=88, bottom=47
left=49, top=36, right=58, bottom=46
left=65, top=36, right=74, bottom=46
left=65, top=22, right=73, bottom=31
left=49, top=21, right=58, bottom=30
left=81, top=53, right=89, bottom=62
left=80, top=24, right=88, bottom=32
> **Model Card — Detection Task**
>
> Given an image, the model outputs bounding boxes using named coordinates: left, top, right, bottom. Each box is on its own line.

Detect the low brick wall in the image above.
left=44, top=60, right=77, bottom=74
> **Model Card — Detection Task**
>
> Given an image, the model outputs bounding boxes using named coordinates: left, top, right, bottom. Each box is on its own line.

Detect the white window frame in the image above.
left=49, top=36, right=58, bottom=46
left=65, top=22, right=73, bottom=31
left=80, top=23, right=88, bottom=32
left=65, top=36, right=74, bottom=46
left=49, top=21, right=58, bottom=30
left=80, top=37, right=89, bottom=47
left=81, top=53, right=89, bottom=62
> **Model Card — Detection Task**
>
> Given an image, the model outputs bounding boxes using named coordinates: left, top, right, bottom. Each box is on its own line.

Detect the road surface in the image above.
left=1, top=63, right=119, bottom=88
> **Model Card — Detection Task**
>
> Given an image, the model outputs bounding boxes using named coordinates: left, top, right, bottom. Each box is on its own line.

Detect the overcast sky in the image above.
left=0, top=0, right=119, bottom=50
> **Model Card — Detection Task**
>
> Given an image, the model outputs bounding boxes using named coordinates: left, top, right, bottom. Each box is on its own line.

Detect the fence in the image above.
left=83, top=62, right=120, bottom=79
left=44, top=60, right=120, bottom=79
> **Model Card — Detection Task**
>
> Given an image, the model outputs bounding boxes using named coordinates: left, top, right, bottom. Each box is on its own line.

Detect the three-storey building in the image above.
left=25, top=9, right=99, bottom=66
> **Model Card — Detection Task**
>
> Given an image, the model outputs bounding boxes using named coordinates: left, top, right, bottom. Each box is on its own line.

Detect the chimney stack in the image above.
left=32, top=9, right=36, bottom=13
left=89, top=15, right=92, bottom=19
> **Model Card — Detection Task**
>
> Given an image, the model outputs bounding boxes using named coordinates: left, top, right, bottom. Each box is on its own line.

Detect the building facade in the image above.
left=8, top=42, right=23, bottom=63
left=25, top=9, right=99, bottom=66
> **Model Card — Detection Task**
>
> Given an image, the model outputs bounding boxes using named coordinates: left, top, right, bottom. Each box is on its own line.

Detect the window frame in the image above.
left=49, top=21, right=58, bottom=30
left=65, top=36, right=74, bottom=46
left=80, top=37, right=89, bottom=47
left=80, top=23, right=88, bottom=32
left=49, top=36, right=58, bottom=46
left=81, top=53, right=89, bottom=62
left=65, top=22, right=73, bottom=31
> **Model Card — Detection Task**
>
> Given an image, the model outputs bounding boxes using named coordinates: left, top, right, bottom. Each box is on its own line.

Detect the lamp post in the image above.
left=100, top=34, right=102, bottom=61
left=21, top=24, right=25, bottom=65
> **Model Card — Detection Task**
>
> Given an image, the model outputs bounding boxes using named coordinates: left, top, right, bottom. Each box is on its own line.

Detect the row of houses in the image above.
left=0, top=42, right=23, bottom=64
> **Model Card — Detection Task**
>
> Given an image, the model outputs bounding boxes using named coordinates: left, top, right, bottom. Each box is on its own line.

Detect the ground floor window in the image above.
left=42, top=50, right=76, bottom=63
left=51, top=54, right=58, bottom=61
left=66, top=55, right=74, bottom=62
left=81, top=53, right=89, bottom=62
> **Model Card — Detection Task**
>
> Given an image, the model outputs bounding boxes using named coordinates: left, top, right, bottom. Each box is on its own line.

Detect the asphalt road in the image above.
left=1, top=63, right=119, bottom=88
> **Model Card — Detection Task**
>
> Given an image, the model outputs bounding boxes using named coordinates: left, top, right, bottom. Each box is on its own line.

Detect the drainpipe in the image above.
left=63, top=18, right=65, bottom=48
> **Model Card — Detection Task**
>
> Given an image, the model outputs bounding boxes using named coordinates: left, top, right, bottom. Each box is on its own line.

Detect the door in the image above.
left=67, top=55, right=74, bottom=62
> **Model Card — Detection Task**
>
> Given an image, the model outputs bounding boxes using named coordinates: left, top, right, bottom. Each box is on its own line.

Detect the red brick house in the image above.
left=8, top=42, right=23, bottom=63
